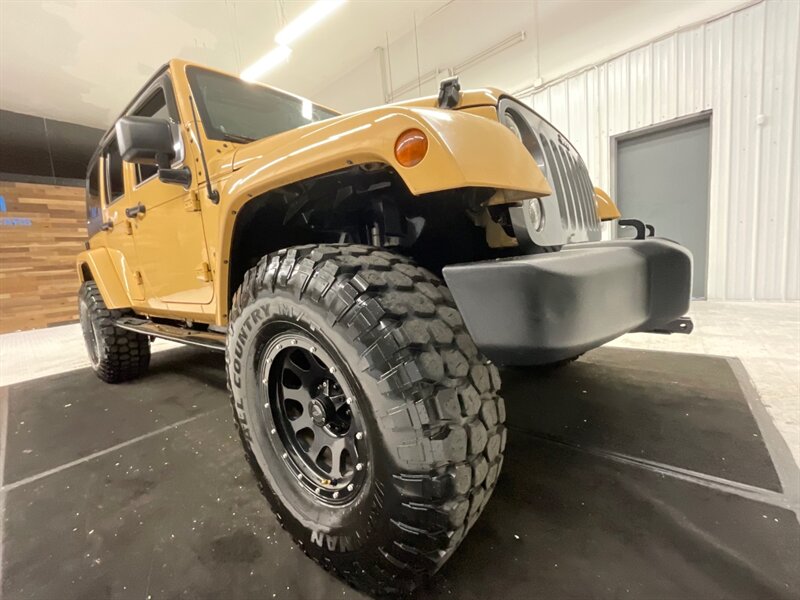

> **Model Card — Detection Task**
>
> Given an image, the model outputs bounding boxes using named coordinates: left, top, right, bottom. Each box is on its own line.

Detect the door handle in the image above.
left=125, top=203, right=146, bottom=218
left=100, top=220, right=113, bottom=231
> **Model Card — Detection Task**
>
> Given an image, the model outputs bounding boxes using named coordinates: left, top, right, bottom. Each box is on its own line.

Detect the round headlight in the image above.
left=501, top=107, right=547, bottom=173
left=527, top=198, right=544, bottom=232
left=502, top=109, right=523, bottom=140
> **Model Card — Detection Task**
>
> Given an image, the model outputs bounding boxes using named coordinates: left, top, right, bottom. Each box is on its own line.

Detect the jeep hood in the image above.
left=229, top=88, right=505, bottom=173
left=391, top=87, right=504, bottom=111
left=224, top=89, right=550, bottom=203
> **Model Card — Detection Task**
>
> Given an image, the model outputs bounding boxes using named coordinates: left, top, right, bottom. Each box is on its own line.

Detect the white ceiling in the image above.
left=315, top=0, right=752, bottom=111
left=0, top=0, right=749, bottom=130
left=0, top=0, right=446, bottom=128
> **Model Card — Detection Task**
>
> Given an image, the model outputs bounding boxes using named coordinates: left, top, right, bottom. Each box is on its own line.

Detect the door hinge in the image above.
left=198, top=262, right=213, bottom=282
left=184, top=190, right=201, bottom=212
left=125, top=220, right=134, bottom=235
left=133, top=271, right=143, bottom=285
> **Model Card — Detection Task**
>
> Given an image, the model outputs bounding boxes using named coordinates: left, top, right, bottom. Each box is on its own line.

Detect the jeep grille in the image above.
left=498, top=98, right=601, bottom=243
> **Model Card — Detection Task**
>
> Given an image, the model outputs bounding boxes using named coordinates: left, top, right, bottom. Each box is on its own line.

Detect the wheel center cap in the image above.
left=310, top=400, right=327, bottom=426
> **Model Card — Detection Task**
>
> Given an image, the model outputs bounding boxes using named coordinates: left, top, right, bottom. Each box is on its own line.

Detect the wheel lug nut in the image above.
left=329, top=366, right=337, bottom=374
left=355, top=462, right=364, bottom=471
left=347, top=483, right=354, bottom=492
left=264, top=402, right=269, bottom=408
left=282, top=452, right=288, bottom=459
left=346, top=398, right=352, bottom=405
left=270, top=428, right=276, bottom=434
left=332, top=491, right=339, bottom=499
left=310, top=346, right=317, bottom=353
left=355, top=432, right=363, bottom=440
left=291, top=339, right=297, bottom=345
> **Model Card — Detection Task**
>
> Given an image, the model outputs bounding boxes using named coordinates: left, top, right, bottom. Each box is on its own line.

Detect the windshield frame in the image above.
left=185, top=66, right=339, bottom=144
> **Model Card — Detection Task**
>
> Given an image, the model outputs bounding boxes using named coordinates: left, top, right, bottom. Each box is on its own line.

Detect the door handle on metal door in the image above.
left=125, top=203, right=146, bottom=218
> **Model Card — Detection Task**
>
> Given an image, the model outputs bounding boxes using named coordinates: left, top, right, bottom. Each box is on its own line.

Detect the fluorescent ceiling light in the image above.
left=241, top=45, right=292, bottom=81
left=301, top=98, right=313, bottom=120
left=275, top=0, right=346, bottom=47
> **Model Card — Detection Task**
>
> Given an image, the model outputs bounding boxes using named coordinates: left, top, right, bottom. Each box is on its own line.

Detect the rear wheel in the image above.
left=227, top=245, right=506, bottom=595
left=78, top=281, right=150, bottom=383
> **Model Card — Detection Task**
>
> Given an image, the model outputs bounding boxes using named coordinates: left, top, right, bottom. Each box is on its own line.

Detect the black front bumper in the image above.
left=442, top=238, right=692, bottom=365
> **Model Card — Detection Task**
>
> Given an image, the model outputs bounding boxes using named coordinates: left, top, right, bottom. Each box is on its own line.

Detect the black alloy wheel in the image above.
left=79, top=296, right=101, bottom=367
left=260, top=332, right=368, bottom=504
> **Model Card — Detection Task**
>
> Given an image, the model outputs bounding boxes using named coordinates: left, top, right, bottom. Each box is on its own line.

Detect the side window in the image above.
left=86, top=156, right=102, bottom=236
left=134, top=89, right=170, bottom=185
left=105, top=138, right=125, bottom=203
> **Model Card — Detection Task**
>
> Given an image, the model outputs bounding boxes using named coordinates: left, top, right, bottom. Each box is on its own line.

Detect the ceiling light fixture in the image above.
left=301, top=98, right=313, bottom=120
left=275, top=0, right=346, bottom=47
left=241, top=45, right=292, bottom=82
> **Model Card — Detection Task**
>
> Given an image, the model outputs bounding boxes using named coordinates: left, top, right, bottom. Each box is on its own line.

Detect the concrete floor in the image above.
left=1, top=345, right=798, bottom=599
left=2, top=300, right=797, bottom=467
left=607, top=301, right=800, bottom=468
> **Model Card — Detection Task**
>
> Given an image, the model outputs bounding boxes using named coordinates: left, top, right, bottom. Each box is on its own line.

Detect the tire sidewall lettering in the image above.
left=309, top=480, right=384, bottom=552
left=228, top=292, right=387, bottom=552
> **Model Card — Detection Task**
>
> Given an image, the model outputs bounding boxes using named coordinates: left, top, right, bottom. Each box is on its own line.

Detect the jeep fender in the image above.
left=76, top=248, right=132, bottom=309
left=213, top=106, right=552, bottom=322
left=225, top=105, right=550, bottom=201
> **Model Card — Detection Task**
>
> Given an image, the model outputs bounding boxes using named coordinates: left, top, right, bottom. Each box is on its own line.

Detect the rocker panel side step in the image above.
left=114, top=317, right=226, bottom=352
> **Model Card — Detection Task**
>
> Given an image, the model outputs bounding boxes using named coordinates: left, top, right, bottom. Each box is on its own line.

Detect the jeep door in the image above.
left=99, top=137, right=145, bottom=301
left=124, top=76, right=214, bottom=307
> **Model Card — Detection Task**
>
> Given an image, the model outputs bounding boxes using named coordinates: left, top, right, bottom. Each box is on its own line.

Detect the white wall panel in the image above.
left=523, top=0, right=799, bottom=300
left=313, top=0, right=796, bottom=300
left=629, top=46, right=653, bottom=129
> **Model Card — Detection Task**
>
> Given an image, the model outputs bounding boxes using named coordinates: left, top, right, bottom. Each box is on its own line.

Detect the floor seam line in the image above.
left=508, top=426, right=799, bottom=514
left=1, top=407, right=225, bottom=493
left=726, top=357, right=800, bottom=520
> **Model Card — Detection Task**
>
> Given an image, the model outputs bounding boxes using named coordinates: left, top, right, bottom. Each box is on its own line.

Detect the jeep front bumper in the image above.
left=442, top=238, right=692, bottom=365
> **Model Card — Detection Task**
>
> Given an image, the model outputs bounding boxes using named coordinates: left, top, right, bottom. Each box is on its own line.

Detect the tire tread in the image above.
left=227, top=245, right=505, bottom=595
left=79, top=281, right=150, bottom=383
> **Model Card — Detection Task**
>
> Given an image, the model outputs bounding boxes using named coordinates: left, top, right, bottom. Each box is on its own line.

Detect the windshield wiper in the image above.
left=221, top=133, right=256, bottom=144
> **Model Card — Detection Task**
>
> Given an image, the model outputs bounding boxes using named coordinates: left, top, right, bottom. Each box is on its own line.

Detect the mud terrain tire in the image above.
left=227, top=245, right=506, bottom=595
left=78, top=281, right=150, bottom=383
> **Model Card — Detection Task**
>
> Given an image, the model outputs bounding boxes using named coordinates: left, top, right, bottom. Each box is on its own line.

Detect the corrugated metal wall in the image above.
left=521, top=0, right=799, bottom=300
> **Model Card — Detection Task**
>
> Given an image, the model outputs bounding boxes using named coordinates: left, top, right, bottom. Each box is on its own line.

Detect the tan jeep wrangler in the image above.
left=77, top=59, right=692, bottom=594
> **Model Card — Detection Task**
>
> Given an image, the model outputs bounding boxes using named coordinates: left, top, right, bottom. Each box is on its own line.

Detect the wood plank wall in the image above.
left=0, top=180, right=86, bottom=333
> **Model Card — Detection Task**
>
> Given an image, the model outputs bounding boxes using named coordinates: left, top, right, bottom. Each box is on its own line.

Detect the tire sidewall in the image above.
left=79, top=284, right=104, bottom=368
left=228, top=290, right=397, bottom=556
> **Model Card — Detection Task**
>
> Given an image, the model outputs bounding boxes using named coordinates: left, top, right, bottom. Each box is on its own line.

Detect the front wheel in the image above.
left=227, top=245, right=506, bottom=595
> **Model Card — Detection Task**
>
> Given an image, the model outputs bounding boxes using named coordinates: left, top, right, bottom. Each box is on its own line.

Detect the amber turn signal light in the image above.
left=394, top=129, right=428, bottom=167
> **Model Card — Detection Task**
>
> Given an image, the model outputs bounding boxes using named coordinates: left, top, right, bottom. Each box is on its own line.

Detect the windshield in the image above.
left=186, top=66, right=338, bottom=143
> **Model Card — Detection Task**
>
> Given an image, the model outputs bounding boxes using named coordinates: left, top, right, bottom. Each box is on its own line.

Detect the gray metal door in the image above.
left=616, top=116, right=710, bottom=298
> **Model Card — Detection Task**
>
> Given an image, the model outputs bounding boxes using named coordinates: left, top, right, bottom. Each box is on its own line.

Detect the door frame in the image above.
left=610, top=110, right=713, bottom=299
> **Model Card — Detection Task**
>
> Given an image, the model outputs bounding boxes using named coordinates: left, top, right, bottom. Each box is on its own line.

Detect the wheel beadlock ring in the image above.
left=258, top=332, right=368, bottom=505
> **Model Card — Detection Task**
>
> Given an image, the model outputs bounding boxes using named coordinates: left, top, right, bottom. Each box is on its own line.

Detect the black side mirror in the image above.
left=115, top=116, right=176, bottom=169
